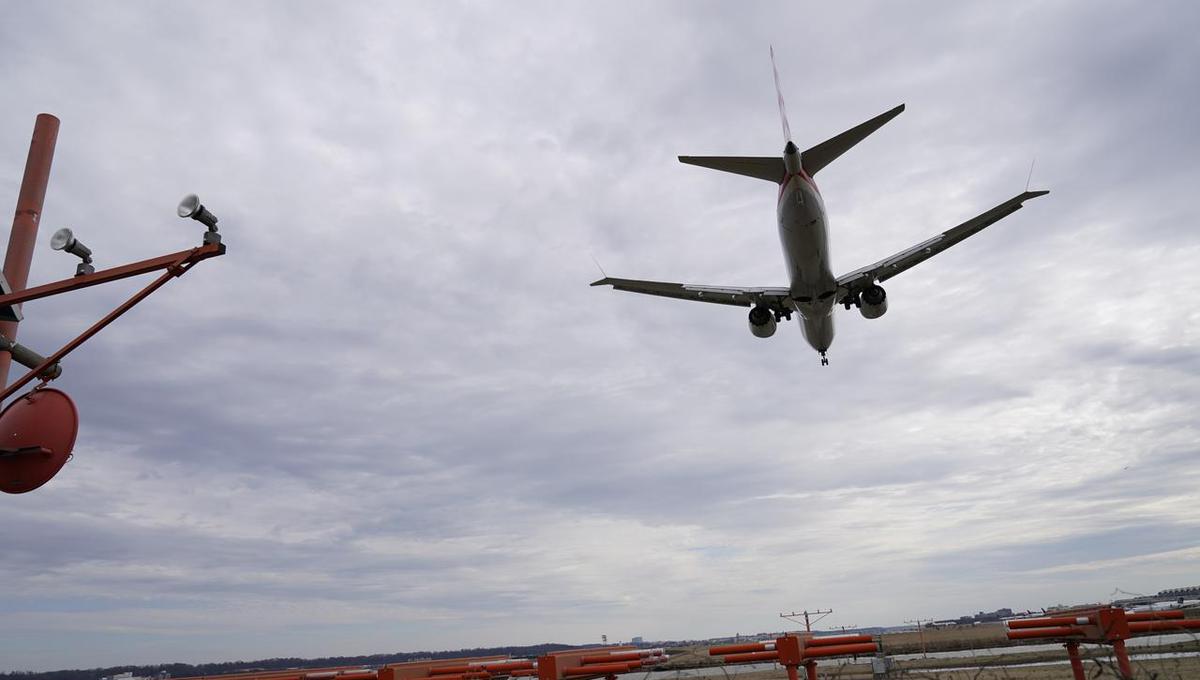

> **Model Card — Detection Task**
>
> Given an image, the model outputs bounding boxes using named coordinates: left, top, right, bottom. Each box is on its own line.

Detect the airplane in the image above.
left=591, top=50, right=1048, bottom=366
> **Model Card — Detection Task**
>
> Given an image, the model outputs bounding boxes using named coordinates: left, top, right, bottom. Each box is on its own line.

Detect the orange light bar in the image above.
left=709, top=642, right=768, bottom=656
left=806, top=635, right=873, bottom=647
left=720, top=651, right=780, bottom=664
left=1126, top=610, right=1185, bottom=622
left=1008, top=616, right=1092, bottom=629
left=1007, top=626, right=1087, bottom=640
left=1130, top=619, right=1200, bottom=634
left=802, top=642, right=876, bottom=658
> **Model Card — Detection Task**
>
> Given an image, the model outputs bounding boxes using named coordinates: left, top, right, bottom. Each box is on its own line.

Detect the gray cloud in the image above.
left=1, top=0, right=1198, bottom=671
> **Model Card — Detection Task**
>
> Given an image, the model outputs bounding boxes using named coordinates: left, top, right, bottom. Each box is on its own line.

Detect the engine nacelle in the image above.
left=859, top=284, right=888, bottom=319
left=748, top=305, right=777, bottom=338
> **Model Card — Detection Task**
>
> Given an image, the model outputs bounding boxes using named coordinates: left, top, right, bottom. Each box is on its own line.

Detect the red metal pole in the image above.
left=1065, top=642, right=1085, bottom=680
left=1111, top=638, right=1133, bottom=680
left=0, top=114, right=59, bottom=388
left=803, top=661, right=817, bottom=680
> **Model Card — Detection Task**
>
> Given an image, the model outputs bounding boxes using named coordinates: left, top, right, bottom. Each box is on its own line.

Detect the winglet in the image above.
left=590, top=277, right=613, bottom=287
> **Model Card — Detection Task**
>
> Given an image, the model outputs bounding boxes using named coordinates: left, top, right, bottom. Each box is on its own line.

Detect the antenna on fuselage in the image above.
left=1025, top=157, right=1037, bottom=192
left=770, top=45, right=793, bottom=144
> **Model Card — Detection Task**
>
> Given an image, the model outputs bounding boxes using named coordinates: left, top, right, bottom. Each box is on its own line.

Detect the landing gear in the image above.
left=820, top=351, right=829, bottom=366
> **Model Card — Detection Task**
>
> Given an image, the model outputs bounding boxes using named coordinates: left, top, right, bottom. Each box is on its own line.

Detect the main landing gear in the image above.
left=820, top=351, right=829, bottom=366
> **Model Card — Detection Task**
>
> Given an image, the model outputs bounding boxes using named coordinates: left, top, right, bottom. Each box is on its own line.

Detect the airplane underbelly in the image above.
left=798, top=313, right=835, bottom=353
left=778, top=182, right=835, bottom=294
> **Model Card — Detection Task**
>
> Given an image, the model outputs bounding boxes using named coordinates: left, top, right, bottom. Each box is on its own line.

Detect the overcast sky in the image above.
left=1, top=0, right=1198, bottom=672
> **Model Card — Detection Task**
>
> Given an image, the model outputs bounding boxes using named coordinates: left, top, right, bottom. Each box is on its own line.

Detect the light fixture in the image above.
left=177, top=194, right=220, bottom=244
left=50, top=228, right=94, bottom=276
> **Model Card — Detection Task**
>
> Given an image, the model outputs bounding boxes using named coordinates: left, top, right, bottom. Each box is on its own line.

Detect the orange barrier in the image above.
left=1129, top=619, right=1200, bottom=633
left=536, top=647, right=638, bottom=680
left=710, top=633, right=878, bottom=680
left=385, top=657, right=510, bottom=680
left=1007, top=616, right=1092, bottom=629
left=1127, top=609, right=1185, bottom=622
left=1007, top=626, right=1086, bottom=640
left=1005, top=606, right=1200, bottom=680
left=720, top=651, right=779, bottom=664
left=800, top=643, right=876, bottom=658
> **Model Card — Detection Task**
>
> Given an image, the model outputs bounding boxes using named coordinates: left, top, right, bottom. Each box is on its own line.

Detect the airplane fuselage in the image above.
left=777, top=144, right=837, bottom=353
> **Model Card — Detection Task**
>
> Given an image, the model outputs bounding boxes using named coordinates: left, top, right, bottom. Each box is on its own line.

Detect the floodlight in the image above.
left=49, top=228, right=94, bottom=276
left=177, top=194, right=221, bottom=245
left=177, top=194, right=219, bottom=227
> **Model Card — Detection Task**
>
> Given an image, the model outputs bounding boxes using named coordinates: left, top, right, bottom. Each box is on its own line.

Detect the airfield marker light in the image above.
left=49, top=228, right=94, bottom=276
left=177, top=193, right=221, bottom=244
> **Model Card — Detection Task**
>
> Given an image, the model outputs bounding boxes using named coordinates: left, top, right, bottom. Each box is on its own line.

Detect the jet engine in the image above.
left=748, top=305, right=777, bottom=338
left=859, top=284, right=888, bottom=319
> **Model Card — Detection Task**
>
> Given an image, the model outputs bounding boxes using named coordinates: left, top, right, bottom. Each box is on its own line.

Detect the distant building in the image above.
left=631, top=636, right=644, bottom=645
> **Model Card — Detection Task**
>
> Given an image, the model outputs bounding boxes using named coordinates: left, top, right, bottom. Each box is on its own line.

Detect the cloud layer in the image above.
left=1, top=0, right=1197, bottom=671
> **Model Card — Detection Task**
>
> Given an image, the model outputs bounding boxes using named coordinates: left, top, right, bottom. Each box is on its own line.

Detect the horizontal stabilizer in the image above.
left=802, top=104, right=905, bottom=176
left=678, top=156, right=785, bottom=183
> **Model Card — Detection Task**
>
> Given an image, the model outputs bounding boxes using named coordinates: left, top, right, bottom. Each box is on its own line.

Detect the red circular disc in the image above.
left=0, top=388, right=79, bottom=494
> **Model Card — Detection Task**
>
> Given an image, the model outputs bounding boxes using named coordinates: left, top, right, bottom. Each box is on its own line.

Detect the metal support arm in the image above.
left=0, top=241, right=224, bottom=310
left=0, top=243, right=224, bottom=405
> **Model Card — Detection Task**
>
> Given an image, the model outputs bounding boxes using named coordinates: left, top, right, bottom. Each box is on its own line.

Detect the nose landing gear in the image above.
left=820, top=351, right=829, bottom=366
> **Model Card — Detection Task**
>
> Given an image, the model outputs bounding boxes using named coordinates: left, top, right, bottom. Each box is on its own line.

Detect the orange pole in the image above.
left=784, top=666, right=798, bottom=680
left=1007, top=626, right=1086, bottom=640
left=1129, top=619, right=1200, bottom=633
left=803, top=661, right=817, bottom=680
left=1126, top=609, right=1184, bottom=621
left=1008, top=616, right=1092, bottom=629
left=1065, top=642, right=1085, bottom=680
left=801, top=643, right=877, bottom=658
left=0, top=114, right=59, bottom=389
left=1112, top=638, right=1133, bottom=680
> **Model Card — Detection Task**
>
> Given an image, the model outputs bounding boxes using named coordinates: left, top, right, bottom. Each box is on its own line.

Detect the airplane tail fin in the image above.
left=770, top=45, right=792, bottom=144
left=801, top=104, right=905, bottom=176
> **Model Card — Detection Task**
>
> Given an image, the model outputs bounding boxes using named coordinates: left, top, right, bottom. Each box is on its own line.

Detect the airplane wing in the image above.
left=591, top=277, right=791, bottom=310
left=836, top=190, right=1049, bottom=302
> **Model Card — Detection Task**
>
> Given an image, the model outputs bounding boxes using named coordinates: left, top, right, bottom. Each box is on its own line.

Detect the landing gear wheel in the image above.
left=820, top=352, right=829, bottom=366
